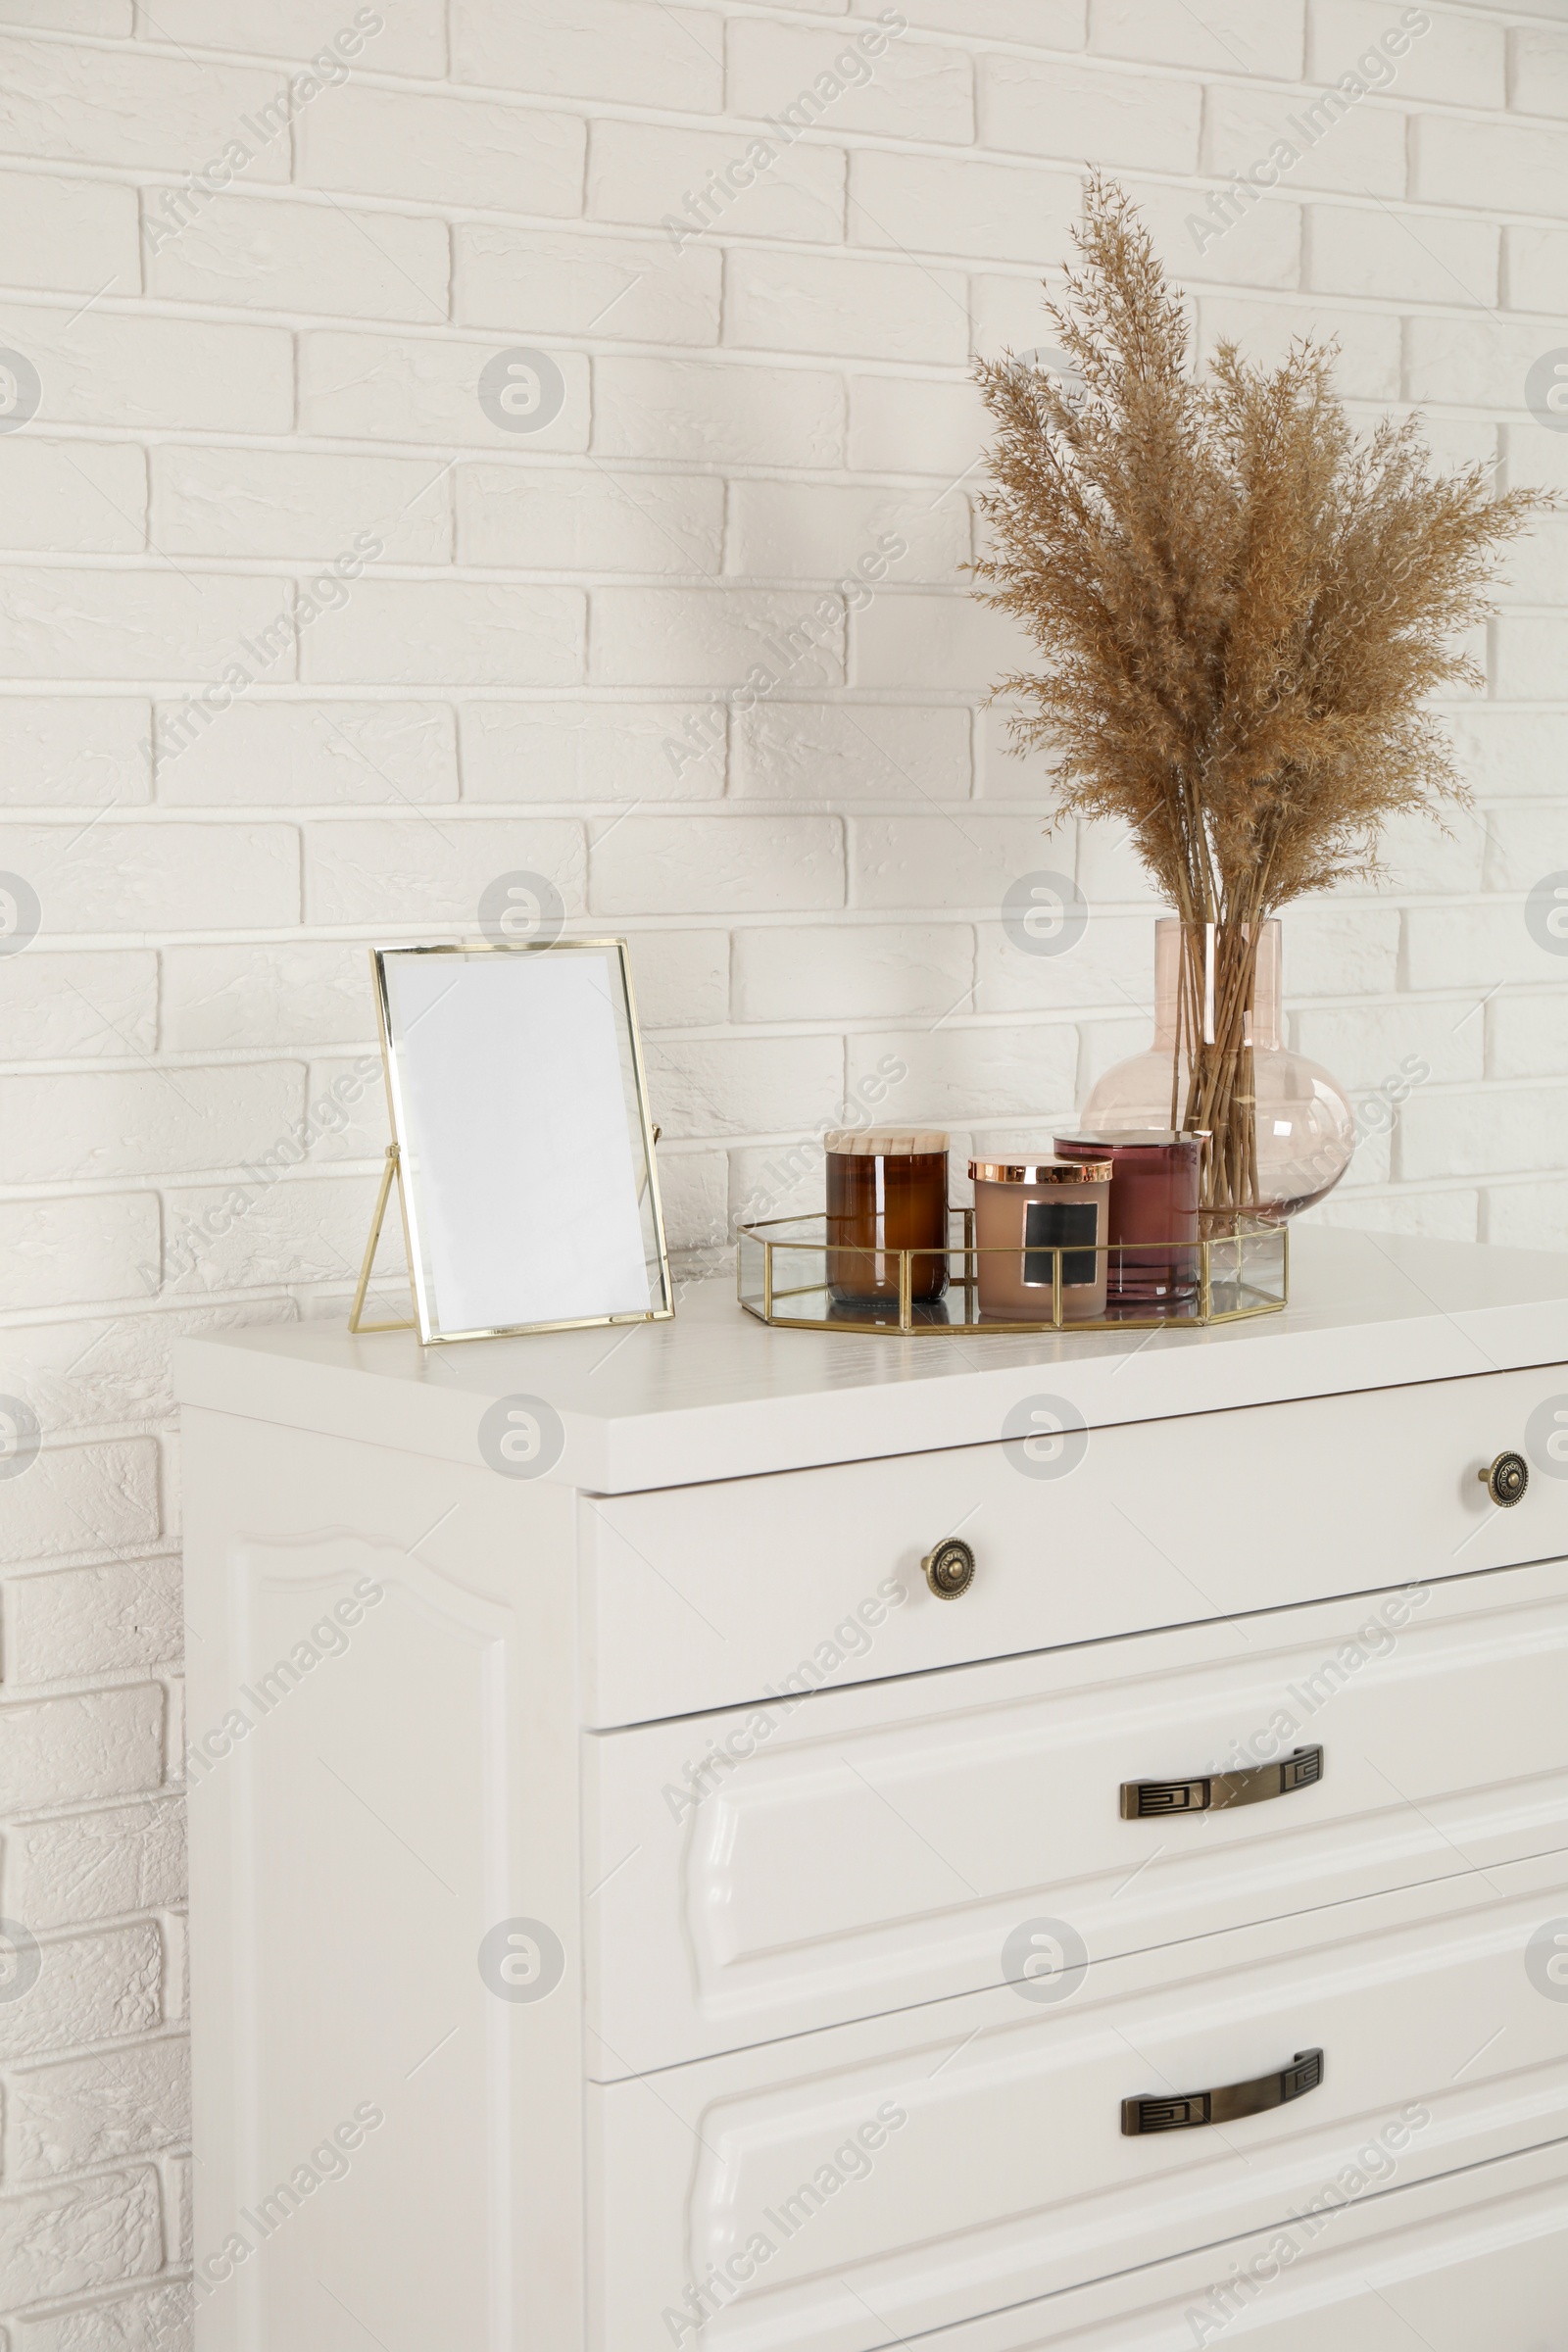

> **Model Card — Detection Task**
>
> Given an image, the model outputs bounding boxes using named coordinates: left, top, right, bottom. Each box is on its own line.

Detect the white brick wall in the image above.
left=3, top=4, right=1568, bottom=2339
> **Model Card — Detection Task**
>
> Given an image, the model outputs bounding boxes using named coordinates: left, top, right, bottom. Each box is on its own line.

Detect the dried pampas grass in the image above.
left=971, top=174, right=1549, bottom=1210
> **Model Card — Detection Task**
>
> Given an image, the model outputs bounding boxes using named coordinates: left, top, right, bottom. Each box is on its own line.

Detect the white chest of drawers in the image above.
left=177, top=1229, right=1568, bottom=2351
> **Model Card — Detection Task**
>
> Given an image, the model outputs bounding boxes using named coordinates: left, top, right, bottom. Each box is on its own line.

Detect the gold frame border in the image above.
left=352, top=937, right=674, bottom=1348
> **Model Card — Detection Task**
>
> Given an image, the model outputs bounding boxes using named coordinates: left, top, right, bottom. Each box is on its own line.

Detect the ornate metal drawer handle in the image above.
left=1478, top=1450, right=1528, bottom=1507
left=922, top=1537, right=975, bottom=1598
left=1122, top=2048, right=1324, bottom=2136
left=1120, top=1744, right=1324, bottom=1820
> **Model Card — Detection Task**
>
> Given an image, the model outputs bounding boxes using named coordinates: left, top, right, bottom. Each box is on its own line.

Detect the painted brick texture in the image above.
left=3, top=1, right=1568, bottom=2338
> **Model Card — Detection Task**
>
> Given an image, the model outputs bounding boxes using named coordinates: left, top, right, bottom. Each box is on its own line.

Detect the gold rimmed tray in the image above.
left=737, top=1211, right=1288, bottom=1335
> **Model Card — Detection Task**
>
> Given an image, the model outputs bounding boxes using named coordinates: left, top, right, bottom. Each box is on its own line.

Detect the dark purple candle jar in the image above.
left=1053, top=1130, right=1203, bottom=1304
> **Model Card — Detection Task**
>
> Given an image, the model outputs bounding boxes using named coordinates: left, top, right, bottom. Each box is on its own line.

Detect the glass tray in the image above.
left=737, top=1211, right=1288, bottom=1335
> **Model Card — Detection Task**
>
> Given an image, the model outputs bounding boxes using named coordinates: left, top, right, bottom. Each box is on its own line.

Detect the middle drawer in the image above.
left=584, top=1554, right=1568, bottom=2076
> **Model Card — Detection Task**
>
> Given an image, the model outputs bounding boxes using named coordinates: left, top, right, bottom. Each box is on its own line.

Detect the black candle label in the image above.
left=1023, top=1199, right=1098, bottom=1286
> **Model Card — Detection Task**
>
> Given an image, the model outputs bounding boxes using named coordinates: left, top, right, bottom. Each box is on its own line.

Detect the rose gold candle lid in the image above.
left=824, top=1129, right=949, bottom=1154
left=968, top=1153, right=1113, bottom=1183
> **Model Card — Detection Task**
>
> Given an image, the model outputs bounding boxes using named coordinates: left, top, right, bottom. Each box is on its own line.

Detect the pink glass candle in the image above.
left=968, top=1154, right=1111, bottom=1320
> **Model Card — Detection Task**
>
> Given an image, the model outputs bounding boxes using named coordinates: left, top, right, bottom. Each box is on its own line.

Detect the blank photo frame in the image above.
left=368, top=940, right=672, bottom=1345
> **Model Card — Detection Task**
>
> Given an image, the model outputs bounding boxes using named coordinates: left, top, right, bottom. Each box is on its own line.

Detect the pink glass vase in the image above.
left=1082, top=917, right=1354, bottom=1224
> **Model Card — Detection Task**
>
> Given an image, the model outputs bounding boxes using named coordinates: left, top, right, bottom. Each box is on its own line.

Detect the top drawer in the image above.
left=580, top=1364, right=1568, bottom=1726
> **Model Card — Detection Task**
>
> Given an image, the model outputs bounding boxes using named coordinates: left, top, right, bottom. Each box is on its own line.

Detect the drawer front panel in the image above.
left=580, top=1364, right=1568, bottom=1727
left=589, top=1855, right=1568, bottom=2352
left=586, top=1557, right=1568, bottom=2074
left=934, top=2133, right=1568, bottom=2349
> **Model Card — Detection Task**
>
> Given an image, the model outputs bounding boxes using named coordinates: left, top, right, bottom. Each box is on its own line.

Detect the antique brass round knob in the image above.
left=1478, top=1450, right=1529, bottom=1508
left=922, top=1537, right=975, bottom=1598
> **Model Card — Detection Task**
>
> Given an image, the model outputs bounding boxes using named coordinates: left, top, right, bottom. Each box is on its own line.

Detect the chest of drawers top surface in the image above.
left=175, top=1229, right=1568, bottom=1493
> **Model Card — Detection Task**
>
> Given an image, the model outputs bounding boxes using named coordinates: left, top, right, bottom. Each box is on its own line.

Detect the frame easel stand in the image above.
left=348, top=1143, right=416, bottom=1333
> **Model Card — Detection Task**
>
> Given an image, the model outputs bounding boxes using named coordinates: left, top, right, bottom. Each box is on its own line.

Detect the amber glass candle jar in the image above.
left=968, top=1154, right=1111, bottom=1320
left=826, top=1130, right=949, bottom=1304
left=1054, top=1130, right=1202, bottom=1304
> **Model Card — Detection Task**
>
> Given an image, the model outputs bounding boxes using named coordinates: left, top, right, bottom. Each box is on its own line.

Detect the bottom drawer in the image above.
left=937, top=2131, right=1568, bottom=2349
left=590, top=1851, right=1568, bottom=2352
